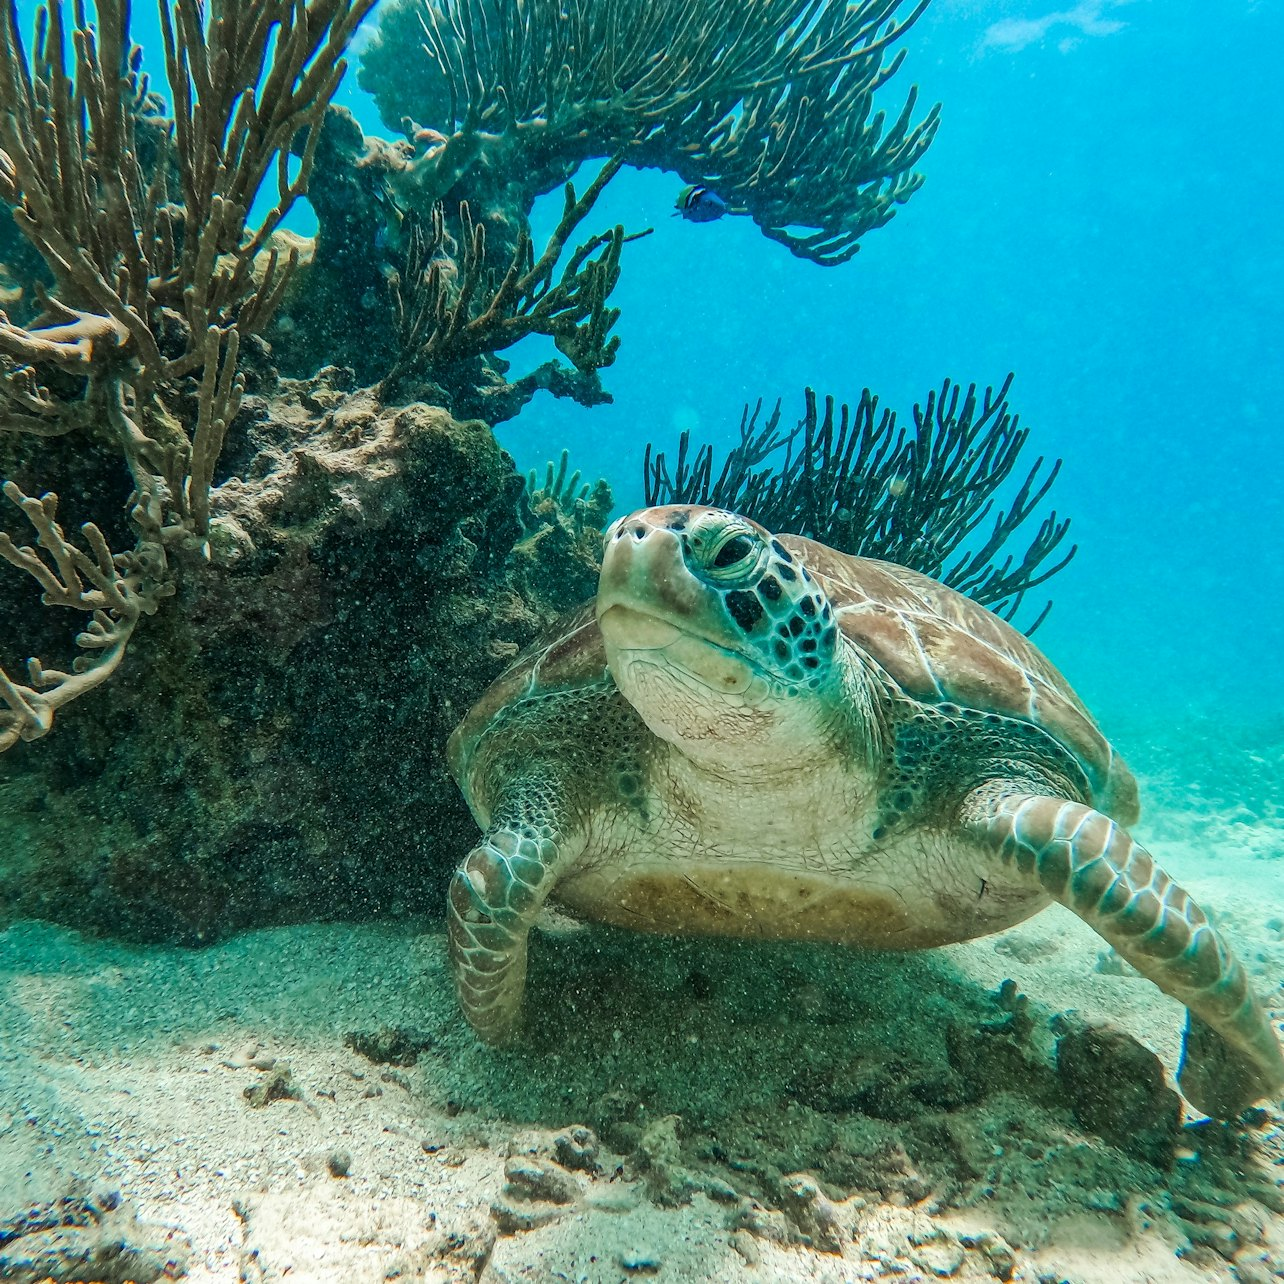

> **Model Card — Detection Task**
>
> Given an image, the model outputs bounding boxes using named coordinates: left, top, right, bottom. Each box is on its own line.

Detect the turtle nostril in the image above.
left=631, top=524, right=646, bottom=541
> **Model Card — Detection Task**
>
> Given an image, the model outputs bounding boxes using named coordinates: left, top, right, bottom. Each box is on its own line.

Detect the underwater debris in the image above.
left=552, top=1124, right=602, bottom=1174
left=0, top=1191, right=190, bottom=1284
left=243, top=1064, right=302, bottom=1108
left=0, top=1184, right=190, bottom=1284
left=344, top=1024, right=436, bottom=1066
left=0, top=0, right=375, bottom=751
left=644, top=374, right=1074, bottom=631
left=361, top=0, right=939, bottom=266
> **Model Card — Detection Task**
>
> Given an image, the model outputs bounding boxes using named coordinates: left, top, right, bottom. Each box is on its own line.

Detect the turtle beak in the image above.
left=598, top=511, right=688, bottom=646
left=598, top=508, right=765, bottom=727
left=597, top=506, right=755, bottom=662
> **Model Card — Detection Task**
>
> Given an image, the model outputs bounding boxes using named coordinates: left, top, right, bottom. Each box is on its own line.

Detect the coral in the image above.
left=644, top=375, right=1075, bottom=632
left=263, top=106, right=408, bottom=383
left=360, top=0, right=939, bottom=266
left=0, top=0, right=376, bottom=750
left=519, top=449, right=613, bottom=539
left=344, top=1025, right=437, bottom=1066
left=249, top=0, right=945, bottom=427
left=0, top=373, right=583, bottom=942
left=382, top=157, right=648, bottom=401
left=506, top=449, right=614, bottom=614
left=268, top=107, right=645, bottom=419
left=0, top=480, right=170, bottom=751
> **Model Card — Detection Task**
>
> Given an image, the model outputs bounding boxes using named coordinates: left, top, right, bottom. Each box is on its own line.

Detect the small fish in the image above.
left=674, top=184, right=727, bottom=223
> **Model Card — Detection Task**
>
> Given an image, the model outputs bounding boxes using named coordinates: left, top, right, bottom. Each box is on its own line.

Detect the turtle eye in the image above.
left=705, top=531, right=758, bottom=579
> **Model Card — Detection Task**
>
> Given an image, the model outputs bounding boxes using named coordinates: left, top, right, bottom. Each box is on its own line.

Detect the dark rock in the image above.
left=490, top=1156, right=580, bottom=1235
left=1055, top=1023, right=1181, bottom=1165
left=776, top=1172, right=844, bottom=1254
left=552, top=1124, right=600, bottom=1173
left=501, top=1157, right=579, bottom=1206
left=345, top=1025, right=435, bottom=1066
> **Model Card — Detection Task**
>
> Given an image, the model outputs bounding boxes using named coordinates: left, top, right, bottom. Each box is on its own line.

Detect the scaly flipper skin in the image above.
left=447, top=802, right=564, bottom=1045
left=962, top=785, right=1284, bottom=1118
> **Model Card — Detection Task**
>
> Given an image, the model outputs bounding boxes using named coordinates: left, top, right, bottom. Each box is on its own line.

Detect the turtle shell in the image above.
left=449, top=536, right=1139, bottom=827
left=446, top=600, right=608, bottom=786
left=779, top=534, right=1138, bottom=825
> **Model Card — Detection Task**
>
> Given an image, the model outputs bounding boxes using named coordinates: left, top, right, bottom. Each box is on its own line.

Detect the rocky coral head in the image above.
left=597, top=505, right=841, bottom=763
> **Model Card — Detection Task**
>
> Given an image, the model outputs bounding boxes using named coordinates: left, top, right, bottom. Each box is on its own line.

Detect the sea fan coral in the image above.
left=644, top=376, right=1074, bottom=631
left=360, top=0, right=939, bottom=266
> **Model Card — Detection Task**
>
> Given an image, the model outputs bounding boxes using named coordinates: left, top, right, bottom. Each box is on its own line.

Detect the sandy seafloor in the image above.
left=3, top=734, right=1284, bottom=1284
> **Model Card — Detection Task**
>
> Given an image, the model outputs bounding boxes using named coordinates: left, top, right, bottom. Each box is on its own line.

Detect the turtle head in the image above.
left=597, top=505, right=842, bottom=768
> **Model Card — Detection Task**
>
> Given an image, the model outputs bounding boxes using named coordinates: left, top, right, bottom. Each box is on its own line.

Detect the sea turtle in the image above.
left=446, top=505, right=1284, bottom=1118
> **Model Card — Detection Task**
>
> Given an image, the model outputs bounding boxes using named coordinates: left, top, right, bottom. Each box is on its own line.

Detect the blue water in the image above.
left=19, top=0, right=1282, bottom=723
left=478, top=2, right=1284, bottom=724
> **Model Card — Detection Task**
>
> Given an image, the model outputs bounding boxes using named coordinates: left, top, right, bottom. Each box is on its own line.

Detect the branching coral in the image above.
left=0, top=0, right=375, bottom=750
left=644, top=375, right=1075, bottom=631
left=361, top=0, right=939, bottom=267
left=384, top=157, right=650, bottom=396
left=0, top=479, right=171, bottom=751
left=519, top=448, right=612, bottom=538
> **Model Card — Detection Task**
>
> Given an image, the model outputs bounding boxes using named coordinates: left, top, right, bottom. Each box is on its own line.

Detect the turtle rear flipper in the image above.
left=962, top=785, right=1284, bottom=1118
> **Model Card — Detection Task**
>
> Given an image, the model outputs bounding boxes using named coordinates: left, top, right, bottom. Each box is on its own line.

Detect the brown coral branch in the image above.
left=0, top=0, right=373, bottom=752
left=0, top=480, right=166, bottom=751
left=188, top=326, right=245, bottom=538
left=155, top=0, right=379, bottom=354
left=1, top=0, right=376, bottom=396
left=384, top=157, right=648, bottom=390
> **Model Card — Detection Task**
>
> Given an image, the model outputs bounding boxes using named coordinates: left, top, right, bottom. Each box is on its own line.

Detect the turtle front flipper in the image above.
left=961, top=786, right=1284, bottom=1118
left=447, top=805, right=566, bottom=1046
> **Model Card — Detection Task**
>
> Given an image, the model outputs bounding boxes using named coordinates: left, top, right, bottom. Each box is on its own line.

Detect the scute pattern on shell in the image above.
left=447, top=600, right=606, bottom=787
left=451, top=526, right=1138, bottom=828
left=779, top=534, right=1139, bottom=825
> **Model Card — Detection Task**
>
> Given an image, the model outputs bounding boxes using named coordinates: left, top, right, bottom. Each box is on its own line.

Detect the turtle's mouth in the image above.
left=599, top=604, right=758, bottom=695
left=596, top=605, right=684, bottom=650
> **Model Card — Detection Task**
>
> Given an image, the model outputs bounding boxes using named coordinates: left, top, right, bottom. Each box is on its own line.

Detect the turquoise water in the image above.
left=2, top=3, right=1283, bottom=1281
left=71, top=0, right=1284, bottom=716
